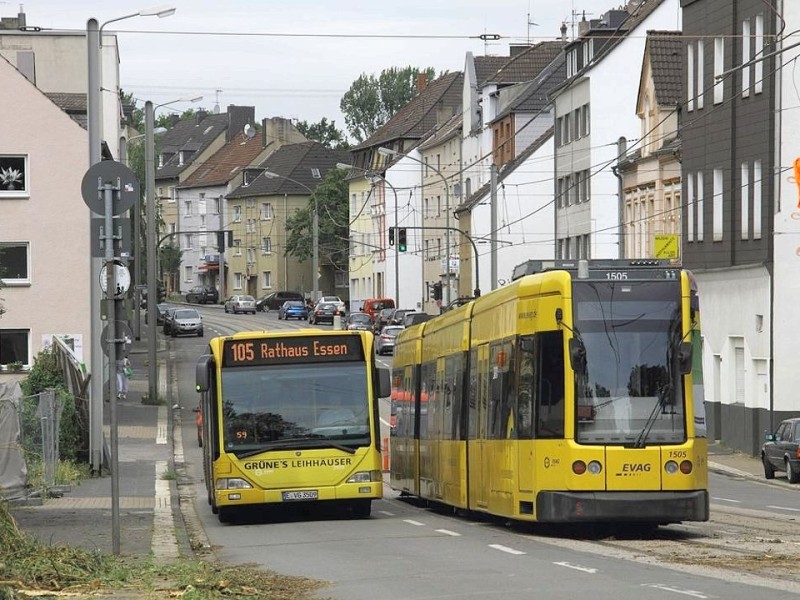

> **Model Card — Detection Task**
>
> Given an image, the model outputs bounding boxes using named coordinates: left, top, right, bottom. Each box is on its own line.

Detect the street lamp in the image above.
left=336, top=163, right=400, bottom=308
left=262, top=170, right=319, bottom=301
left=378, top=146, right=453, bottom=306
left=87, top=5, right=176, bottom=557
left=145, top=95, right=201, bottom=410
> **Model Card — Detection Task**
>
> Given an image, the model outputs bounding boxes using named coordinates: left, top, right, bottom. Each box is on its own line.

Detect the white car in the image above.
left=317, top=295, right=346, bottom=313
left=224, top=294, right=257, bottom=314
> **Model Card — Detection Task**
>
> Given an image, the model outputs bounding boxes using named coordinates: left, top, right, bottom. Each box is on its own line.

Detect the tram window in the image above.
left=467, top=348, right=479, bottom=438
left=517, top=336, right=535, bottom=439
left=535, top=331, right=565, bottom=438
left=488, top=341, right=515, bottom=439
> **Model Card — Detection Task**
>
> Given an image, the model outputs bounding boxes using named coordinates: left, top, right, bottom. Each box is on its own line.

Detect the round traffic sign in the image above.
left=99, top=260, right=131, bottom=298
left=100, top=321, right=134, bottom=357
left=81, top=160, right=140, bottom=216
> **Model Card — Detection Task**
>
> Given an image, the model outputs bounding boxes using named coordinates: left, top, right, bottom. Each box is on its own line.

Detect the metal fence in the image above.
left=17, top=388, right=62, bottom=495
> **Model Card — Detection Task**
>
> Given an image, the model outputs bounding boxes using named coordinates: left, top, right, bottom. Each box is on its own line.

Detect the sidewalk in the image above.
left=8, top=330, right=187, bottom=563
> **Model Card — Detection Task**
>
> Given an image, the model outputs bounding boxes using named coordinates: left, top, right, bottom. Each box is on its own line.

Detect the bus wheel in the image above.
left=218, top=506, right=236, bottom=523
left=351, top=500, right=371, bottom=518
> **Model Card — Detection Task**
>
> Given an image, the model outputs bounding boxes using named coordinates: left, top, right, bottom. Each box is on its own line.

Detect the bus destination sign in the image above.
left=222, top=335, right=364, bottom=367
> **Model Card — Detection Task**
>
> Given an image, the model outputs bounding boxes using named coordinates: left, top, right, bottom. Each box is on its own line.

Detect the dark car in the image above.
left=345, top=312, right=373, bottom=331
left=278, top=300, right=309, bottom=320
left=185, top=285, right=218, bottom=304
left=373, top=308, right=396, bottom=333
left=761, top=417, right=800, bottom=483
left=375, top=325, right=404, bottom=355
left=257, top=290, right=304, bottom=312
left=391, top=309, right=416, bottom=326
left=162, top=307, right=178, bottom=335
left=169, top=308, right=204, bottom=337
left=145, top=303, right=170, bottom=326
left=403, top=312, right=432, bottom=327
left=308, top=302, right=341, bottom=325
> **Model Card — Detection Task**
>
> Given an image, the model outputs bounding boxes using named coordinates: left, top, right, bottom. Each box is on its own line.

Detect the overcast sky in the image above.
left=11, top=1, right=619, bottom=136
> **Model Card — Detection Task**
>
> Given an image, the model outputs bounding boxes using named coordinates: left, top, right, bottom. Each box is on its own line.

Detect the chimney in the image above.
left=417, top=72, right=427, bottom=93
left=195, top=109, right=208, bottom=124
left=170, top=114, right=180, bottom=127
left=560, top=22, right=568, bottom=42
left=262, top=117, right=292, bottom=148
left=578, top=11, right=591, bottom=36
left=17, top=7, right=26, bottom=28
left=226, top=105, right=256, bottom=142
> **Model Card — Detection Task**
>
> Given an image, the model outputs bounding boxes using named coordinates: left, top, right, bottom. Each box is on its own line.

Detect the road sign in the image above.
left=100, top=321, right=134, bottom=357
left=81, top=160, right=140, bottom=216
left=654, top=235, right=679, bottom=259
left=99, top=260, right=131, bottom=298
left=91, top=217, right=131, bottom=257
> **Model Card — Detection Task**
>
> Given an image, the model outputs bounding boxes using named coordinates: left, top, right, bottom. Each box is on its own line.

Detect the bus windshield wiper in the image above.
left=236, top=437, right=357, bottom=458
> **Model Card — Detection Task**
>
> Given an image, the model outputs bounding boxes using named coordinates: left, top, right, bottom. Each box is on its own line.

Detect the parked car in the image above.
left=162, top=307, right=178, bottom=335
left=145, top=303, right=170, bottom=325
left=375, top=325, right=404, bottom=355
left=278, top=300, right=309, bottom=320
left=391, top=309, right=417, bottom=326
left=224, top=295, right=257, bottom=314
left=761, top=417, right=800, bottom=483
left=257, top=290, right=304, bottom=312
left=373, top=308, right=396, bottom=333
left=345, top=312, right=373, bottom=331
left=185, top=285, right=218, bottom=304
left=308, top=302, right=341, bottom=325
left=169, top=308, right=204, bottom=337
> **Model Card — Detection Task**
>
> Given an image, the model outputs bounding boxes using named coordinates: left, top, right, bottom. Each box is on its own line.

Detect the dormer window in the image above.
left=582, top=39, right=594, bottom=65
left=567, top=49, right=578, bottom=77
left=243, top=169, right=262, bottom=187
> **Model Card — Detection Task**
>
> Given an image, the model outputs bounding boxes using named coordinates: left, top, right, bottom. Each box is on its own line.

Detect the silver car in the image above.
left=224, top=294, right=257, bottom=314
left=375, top=325, right=404, bottom=355
left=170, top=308, right=203, bottom=337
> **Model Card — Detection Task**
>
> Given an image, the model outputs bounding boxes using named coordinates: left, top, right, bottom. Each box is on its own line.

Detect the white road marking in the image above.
left=554, top=561, right=597, bottom=573
left=643, top=584, right=709, bottom=598
left=489, top=544, right=526, bottom=555
left=766, top=505, right=800, bottom=512
left=152, top=460, right=179, bottom=560
left=435, top=529, right=461, bottom=536
left=403, top=519, right=425, bottom=526
left=156, top=406, right=167, bottom=445
left=378, top=510, right=395, bottom=516
left=710, top=496, right=740, bottom=503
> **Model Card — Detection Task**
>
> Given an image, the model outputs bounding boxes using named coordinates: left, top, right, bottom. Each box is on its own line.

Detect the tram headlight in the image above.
left=587, top=460, right=602, bottom=474
left=664, top=460, right=679, bottom=474
left=347, top=470, right=382, bottom=483
left=216, top=477, right=253, bottom=490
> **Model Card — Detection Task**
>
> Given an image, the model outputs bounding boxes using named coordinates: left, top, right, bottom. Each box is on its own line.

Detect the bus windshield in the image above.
left=220, top=362, right=371, bottom=455
left=572, top=280, right=686, bottom=446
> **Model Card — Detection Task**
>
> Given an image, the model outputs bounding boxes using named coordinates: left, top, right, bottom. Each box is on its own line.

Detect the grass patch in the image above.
left=141, top=394, right=166, bottom=406
left=25, top=459, right=90, bottom=489
left=0, top=502, right=327, bottom=599
left=160, top=469, right=177, bottom=481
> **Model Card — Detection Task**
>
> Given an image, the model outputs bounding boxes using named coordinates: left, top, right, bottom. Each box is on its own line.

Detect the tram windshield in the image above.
left=572, top=280, right=686, bottom=446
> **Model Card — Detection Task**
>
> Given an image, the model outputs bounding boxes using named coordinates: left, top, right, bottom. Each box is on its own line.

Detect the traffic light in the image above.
left=398, top=228, right=407, bottom=252
left=432, top=281, right=443, bottom=301
left=388, top=227, right=395, bottom=246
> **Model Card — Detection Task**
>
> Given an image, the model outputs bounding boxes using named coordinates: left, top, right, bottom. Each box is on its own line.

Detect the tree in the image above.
left=159, top=243, right=183, bottom=296
left=295, top=118, right=350, bottom=150
left=120, top=90, right=144, bottom=131
left=285, top=169, right=349, bottom=277
left=340, top=66, right=437, bottom=143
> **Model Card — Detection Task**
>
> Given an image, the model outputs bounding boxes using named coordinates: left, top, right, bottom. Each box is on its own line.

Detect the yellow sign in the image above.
left=654, top=235, right=679, bottom=259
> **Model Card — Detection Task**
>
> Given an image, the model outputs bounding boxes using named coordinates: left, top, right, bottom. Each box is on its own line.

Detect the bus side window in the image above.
left=535, top=331, right=565, bottom=438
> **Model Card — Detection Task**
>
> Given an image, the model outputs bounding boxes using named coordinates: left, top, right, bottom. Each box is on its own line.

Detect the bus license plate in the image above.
left=282, top=490, right=318, bottom=501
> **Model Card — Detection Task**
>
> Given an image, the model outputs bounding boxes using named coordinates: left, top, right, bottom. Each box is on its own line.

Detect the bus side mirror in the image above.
left=377, top=368, right=391, bottom=398
left=196, top=354, right=213, bottom=392
left=678, top=342, right=692, bottom=375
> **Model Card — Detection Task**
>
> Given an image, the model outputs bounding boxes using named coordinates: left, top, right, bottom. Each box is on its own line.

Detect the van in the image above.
left=361, top=298, right=395, bottom=320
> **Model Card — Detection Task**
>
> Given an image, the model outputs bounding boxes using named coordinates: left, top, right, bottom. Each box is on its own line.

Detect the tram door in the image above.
left=475, top=344, right=490, bottom=508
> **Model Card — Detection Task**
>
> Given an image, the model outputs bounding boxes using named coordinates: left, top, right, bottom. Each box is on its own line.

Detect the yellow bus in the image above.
left=196, top=329, right=390, bottom=523
left=390, top=259, right=708, bottom=524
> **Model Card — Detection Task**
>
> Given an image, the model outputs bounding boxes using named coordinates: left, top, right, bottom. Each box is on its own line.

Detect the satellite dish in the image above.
left=244, top=124, right=256, bottom=139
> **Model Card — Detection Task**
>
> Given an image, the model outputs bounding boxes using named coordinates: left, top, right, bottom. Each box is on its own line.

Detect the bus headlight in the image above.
left=347, top=470, right=382, bottom=483
left=664, top=461, right=679, bottom=474
left=216, top=477, right=253, bottom=490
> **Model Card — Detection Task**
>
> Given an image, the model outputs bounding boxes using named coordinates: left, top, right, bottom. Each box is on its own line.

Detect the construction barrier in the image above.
left=382, top=436, right=389, bottom=471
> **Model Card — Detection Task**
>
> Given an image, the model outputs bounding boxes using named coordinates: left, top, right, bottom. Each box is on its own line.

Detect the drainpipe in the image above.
left=613, top=136, right=627, bottom=259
